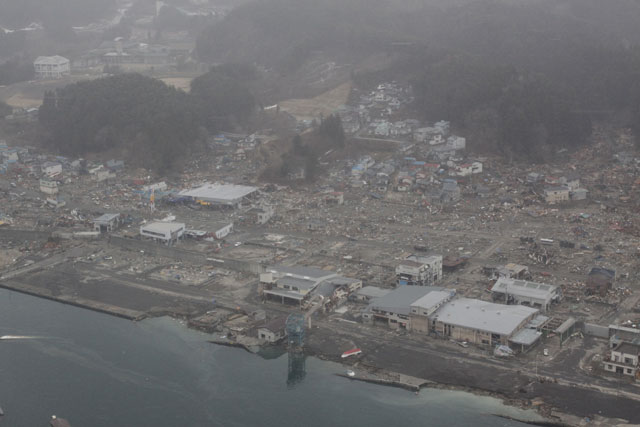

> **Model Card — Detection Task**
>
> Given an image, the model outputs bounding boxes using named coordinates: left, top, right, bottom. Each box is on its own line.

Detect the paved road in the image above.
left=0, top=246, right=85, bottom=280
left=313, top=316, right=640, bottom=402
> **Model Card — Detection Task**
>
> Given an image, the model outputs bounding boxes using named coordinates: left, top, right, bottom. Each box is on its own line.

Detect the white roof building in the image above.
left=34, top=55, right=70, bottom=79
left=179, top=183, right=257, bottom=207
left=491, top=277, right=561, bottom=312
left=431, top=298, right=539, bottom=346
left=140, top=221, right=185, bottom=244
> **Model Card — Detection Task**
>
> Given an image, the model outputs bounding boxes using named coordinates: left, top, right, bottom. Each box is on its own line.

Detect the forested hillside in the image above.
left=0, top=0, right=115, bottom=29
left=195, top=0, right=640, bottom=158
left=39, top=74, right=201, bottom=171
left=38, top=70, right=256, bottom=172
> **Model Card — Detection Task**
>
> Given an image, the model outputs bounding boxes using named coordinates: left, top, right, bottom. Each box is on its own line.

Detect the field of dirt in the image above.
left=159, top=77, right=193, bottom=92
left=0, top=75, right=95, bottom=108
left=279, top=81, right=351, bottom=121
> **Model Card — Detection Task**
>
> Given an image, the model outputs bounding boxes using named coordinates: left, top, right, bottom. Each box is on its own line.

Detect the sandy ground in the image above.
left=0, top=73, right=194, bottom=108
left=279, top=81, right=351, bottom=122
left=159, top=77, right=193, bottom=92
left=0, top=75, right=96, bottom=108
left=0, top=249, right=19, bottom=269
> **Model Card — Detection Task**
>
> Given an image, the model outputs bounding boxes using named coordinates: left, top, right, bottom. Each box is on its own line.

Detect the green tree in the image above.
left=317, top=114, right=345, bottom=148
left=190, top=69, right=255, bottom=131
left=0, top=100, right=12, bottom=118
left=38, top=73, right=200, bottom=172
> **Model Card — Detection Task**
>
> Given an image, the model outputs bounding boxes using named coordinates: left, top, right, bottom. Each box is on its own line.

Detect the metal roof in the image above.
left=140, top=221, right=185, bottom=234
left=526, top=314, right=550, bottom=329
left=555, top=317, right=576, bottom=334
left=356, top=286, right=391, bottom=299
left=267, top=265, right=336, bottom=281
left=34, top=55, right=69, bottom=65
left=277, top=276, right=317, bottom=292
left=432, top=298, right=538, bottom=336
left=179, top=183, right=257, bottom=204
left=615, top=342, right=640, bottom=355
left=94, top=213, right=120, bottom=223
left=491, top=277, right=558, bottom=301
left=509, top=328, right=542, bottom=346
left=410, top=290, right=455, bottom=310
left=263, top=288, right=304, bottom=300
left=367, top=286, right=446, bottom=316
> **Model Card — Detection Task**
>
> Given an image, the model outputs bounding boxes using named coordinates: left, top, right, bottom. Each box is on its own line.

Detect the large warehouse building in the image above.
left=430, top=298, right=540, bottom=347
left=179, top=183, right=258, bottom=208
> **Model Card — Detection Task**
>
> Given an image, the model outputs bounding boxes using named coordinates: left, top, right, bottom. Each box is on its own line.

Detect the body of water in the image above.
left=0, top=289, right=544, bottom=426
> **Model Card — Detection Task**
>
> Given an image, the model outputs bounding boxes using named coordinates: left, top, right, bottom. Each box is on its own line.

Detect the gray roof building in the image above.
left=491, top=277, right=560, bottom=312
left=431, top=298, right=538, bottom=337
left=366, top=286, right=447, bottom=316
left=179, top=183, right=258, bottom=207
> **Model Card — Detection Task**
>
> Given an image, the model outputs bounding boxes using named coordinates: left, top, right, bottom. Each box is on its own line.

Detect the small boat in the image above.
left=0, top=406, right=4, bottom=416
left=346, top=370, right=355, bottom=377
left=341, top=348, right=362, bottom=358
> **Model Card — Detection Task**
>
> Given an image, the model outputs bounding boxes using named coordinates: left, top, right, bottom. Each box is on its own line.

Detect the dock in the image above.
left=50, top=416, right=71, bottom=427
left=336, top=367, right=434, bottom=392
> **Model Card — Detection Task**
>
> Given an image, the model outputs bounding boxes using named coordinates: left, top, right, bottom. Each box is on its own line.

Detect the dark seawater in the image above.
left=0, top=289, right=543, bottom=427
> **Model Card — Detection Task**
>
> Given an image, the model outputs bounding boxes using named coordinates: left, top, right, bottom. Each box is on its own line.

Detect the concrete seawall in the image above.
left=0, top=280, right=145, bottom=321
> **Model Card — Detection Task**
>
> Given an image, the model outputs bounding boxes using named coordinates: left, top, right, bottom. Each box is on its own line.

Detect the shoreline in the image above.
left=0, top=283, right=634, bottom=426
left=0, top=280, right=146, bottom=321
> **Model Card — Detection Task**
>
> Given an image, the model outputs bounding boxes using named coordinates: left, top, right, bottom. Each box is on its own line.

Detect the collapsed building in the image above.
left=587, top=267, right=616, bottom=296
left=260, top=265, right=362, bottom=307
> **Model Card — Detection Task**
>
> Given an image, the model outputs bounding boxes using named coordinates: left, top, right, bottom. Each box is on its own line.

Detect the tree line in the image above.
left=39, top=68, right=256, bottom=172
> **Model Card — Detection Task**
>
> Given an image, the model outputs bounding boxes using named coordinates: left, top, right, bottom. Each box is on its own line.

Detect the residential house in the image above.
left=93, top=213, right=121, bottom=232
left=455, top=162, right=483, bottom=177
left=527, top=172, right=543, bottom=183
left=352, top=286, right=392, bottom=303
left=587, top=267, right=615, bottom=296
left=39, top=178, right=58, bottom=195
left=257, top=317, right=288, bottom=343
left=210, top=222, right=233, bottom=239
left=260, top=265, right=361, bottom=306
left=324, top=192, right=344, bottom=205
left=570, top=188, right=588, bottom=201
left=429, top=134, right=445, bottom=146
left=434, top=120, right=450, bottom=135
left=475, top=184, right=491, bottom=198
left=106, top=159, right=125, bottom=171
left=561, top=173, right=580, bottom=190
left=430, top=145, right=457, bottom=162
left=396, top=254, right=443, bottom=286
left=603, top=341, right=640, bottom=378
left=95, top=169, right=116, bottom=182
left=446, top=136, right=466, bottom=150
left=246, top=205, right=274, bottom=225
left=440, top=179, right=461, bottom=203
left=544, top=187, right=570, bottom=204
left=41, top=161, right=62, bottom=177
